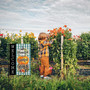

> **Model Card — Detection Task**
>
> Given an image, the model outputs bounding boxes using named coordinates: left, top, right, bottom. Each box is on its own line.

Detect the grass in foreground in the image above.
left=0, top=72, right=90, bottom=90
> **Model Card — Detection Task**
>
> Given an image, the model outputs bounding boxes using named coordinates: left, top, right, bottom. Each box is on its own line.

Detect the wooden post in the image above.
left=0, top=40, right=1, bottom=45
left=61, top=35, right=64, bottom=79
left=21, top=36, right=23, bottom=44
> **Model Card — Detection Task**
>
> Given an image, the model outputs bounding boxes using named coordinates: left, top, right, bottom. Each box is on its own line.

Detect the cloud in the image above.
left=0, top=0, right=90, bottom=38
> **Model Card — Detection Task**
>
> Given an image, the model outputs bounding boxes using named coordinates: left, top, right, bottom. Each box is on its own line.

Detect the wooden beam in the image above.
left=61, top=35, right=63, bottom=70
left=21, top=36, right=23, bottom=44
left=61, top=35, right=64, bottom=79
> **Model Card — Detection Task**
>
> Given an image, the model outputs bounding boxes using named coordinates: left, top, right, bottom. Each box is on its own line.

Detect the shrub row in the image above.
left=0, top=30, right=89, bottom=61
left=0, top=32, right=38, bottom=60
left=76, top=32, right=90, bottom=60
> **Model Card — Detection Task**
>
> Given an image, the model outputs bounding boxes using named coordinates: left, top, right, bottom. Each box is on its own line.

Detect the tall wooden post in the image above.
left=61, top=35, right=64, bottom=79
left=21, top=36, right=23, bottom=44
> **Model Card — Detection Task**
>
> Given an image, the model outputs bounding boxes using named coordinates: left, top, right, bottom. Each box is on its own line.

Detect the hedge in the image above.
left=76, top=32, right=90, bottom=60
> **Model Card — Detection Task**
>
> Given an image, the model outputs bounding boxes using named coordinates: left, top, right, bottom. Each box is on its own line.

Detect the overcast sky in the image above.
left=0, top=0, right=90, bottom=39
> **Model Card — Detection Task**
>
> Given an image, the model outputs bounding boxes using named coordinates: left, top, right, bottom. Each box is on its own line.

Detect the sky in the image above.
left=0, top=0, right=90, bottom=39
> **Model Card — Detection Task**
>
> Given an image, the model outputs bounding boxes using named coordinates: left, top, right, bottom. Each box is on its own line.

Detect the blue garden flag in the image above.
left=16, top=44, right=31, bottom=75
left=10, top=44, right=31, bottom=75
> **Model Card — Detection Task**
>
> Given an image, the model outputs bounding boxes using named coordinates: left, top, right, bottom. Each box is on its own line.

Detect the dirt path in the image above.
left=78, top=60, right=90, bottom=76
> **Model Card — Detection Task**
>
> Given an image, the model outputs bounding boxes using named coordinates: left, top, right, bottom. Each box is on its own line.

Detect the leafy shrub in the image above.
left=48, top=26, right=78, bottom=76
left=0, top=72, right=90, bottom=90
left=0, top=38, right=8, bottom=59
left=0, top=31, right=38, bottom=60
left=0, top=68, right=13, bottom=90
left=76, top=32, right=90, bottom=60
left=31, top=59, right=40, bottom=75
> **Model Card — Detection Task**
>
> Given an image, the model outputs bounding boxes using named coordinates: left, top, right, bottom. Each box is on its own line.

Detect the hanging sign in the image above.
left=10, top=44, right=31, bottom=75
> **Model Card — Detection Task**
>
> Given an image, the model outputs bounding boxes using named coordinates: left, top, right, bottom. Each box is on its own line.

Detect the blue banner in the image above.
left=16, top=44, right=31, bottom=75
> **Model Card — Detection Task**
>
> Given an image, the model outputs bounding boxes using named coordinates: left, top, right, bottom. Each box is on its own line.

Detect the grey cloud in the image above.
left=0, top=0, right=90, bottom=36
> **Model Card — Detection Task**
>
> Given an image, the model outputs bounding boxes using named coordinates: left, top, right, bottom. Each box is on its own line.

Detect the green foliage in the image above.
left=0, top=68, right=13, bottom=90
left=76, top=32, right=90, bottom=60
left=63, top=39, right=78, bottom=76
left=0, top=38, right=8, bottom=59
left=49, top=27, right=78, bottom=76
left=0, top=32, right=38, bottom=60
left=31, top=59, right=40, bottom=75
left=0, top=72, right=90, bottom=90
